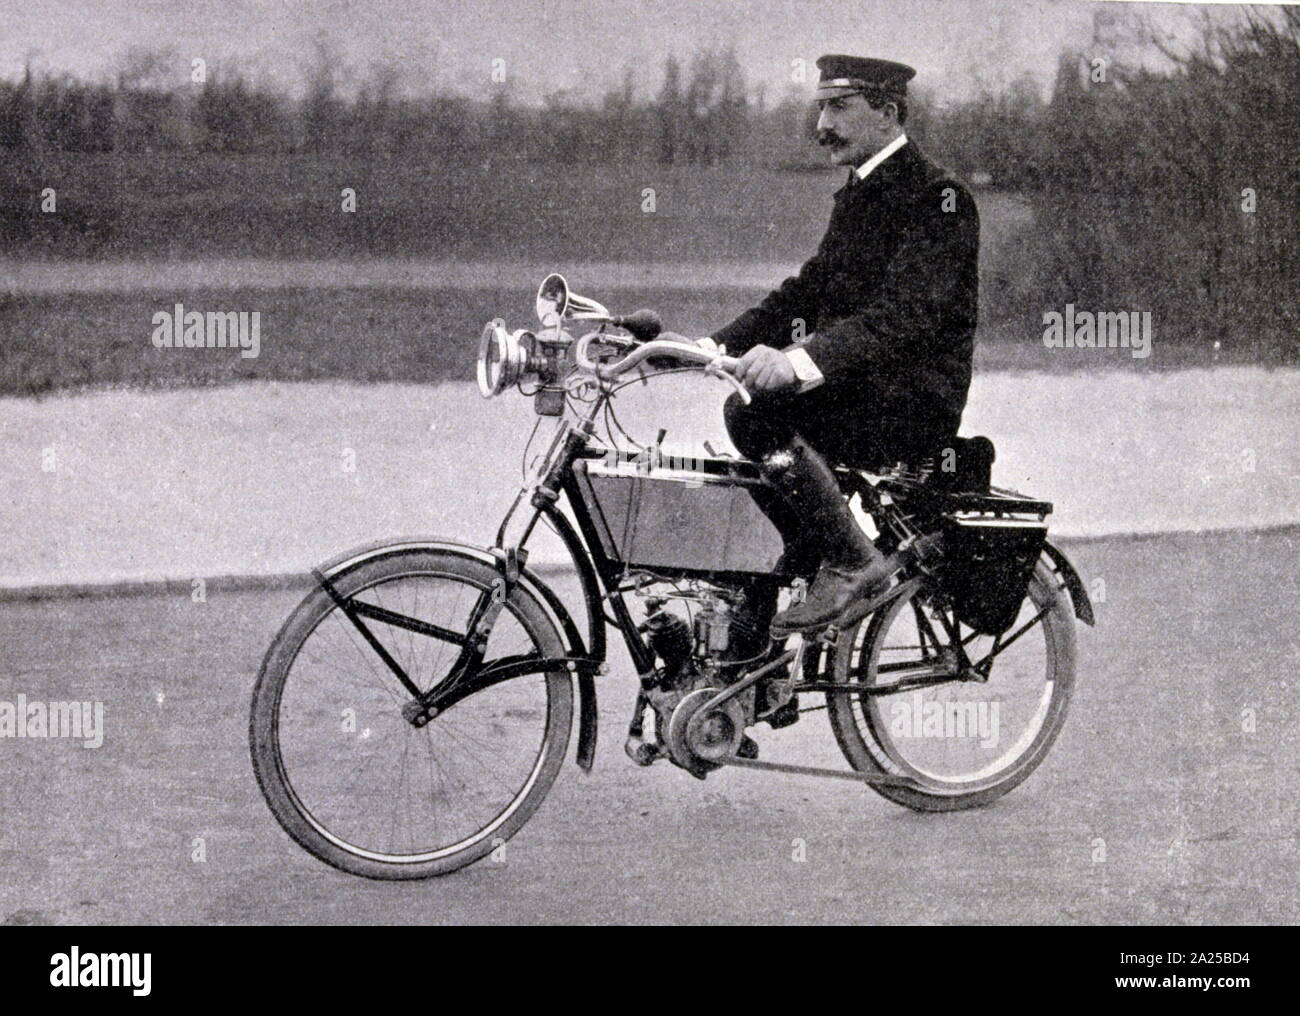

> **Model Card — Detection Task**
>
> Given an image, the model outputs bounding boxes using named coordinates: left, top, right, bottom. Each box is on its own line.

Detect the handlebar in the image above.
left=572, top=334, right=752, bottom=404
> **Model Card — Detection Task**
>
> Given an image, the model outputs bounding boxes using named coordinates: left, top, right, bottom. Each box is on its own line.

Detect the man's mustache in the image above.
left=817, top=131, right=847, bottom=148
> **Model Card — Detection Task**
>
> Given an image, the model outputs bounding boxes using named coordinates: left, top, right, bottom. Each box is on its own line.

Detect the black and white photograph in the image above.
left=0, top=0, right=1294, bottom=949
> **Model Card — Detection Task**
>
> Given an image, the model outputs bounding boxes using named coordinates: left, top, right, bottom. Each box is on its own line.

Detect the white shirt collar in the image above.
left=855, top=133, right=909, bottom=180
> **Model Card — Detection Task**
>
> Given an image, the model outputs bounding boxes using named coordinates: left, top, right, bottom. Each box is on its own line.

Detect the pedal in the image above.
left=755, top=668, right=797, bottom=726
left=764, top=697, right=801, bottom=729
left=908, top=531, right=945, bottom=570
left=624, top=735, right=661, bottom=766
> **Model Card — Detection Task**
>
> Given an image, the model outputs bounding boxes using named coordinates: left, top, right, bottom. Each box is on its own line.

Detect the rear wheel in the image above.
left=250, top=548, right=573, bottom=878
left=826, top=560, right=1076, bottom=811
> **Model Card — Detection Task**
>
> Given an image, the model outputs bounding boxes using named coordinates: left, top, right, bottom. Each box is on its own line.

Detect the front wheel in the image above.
left=826, top=559, right=1077, bottom=811
left=250, top=548, right=573, bottom=879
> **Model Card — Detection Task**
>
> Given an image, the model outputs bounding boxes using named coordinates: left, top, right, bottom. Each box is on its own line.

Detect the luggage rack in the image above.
left=853, top=466, right=1054, bottom=520
left=934, top=485, right=1053, bottom=518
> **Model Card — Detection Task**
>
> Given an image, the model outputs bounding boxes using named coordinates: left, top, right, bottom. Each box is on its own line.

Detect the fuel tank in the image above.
left=572, top=449, right=787, bottom=578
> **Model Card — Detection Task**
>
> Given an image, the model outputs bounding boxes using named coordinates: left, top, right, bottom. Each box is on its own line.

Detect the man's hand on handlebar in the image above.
left=734, top=344, right=798, bottom=393
left=572, top=329, right=754, bottom=404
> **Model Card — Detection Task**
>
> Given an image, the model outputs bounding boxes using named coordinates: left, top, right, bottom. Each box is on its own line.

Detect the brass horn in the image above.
left=564, top=289, right=612, bottom=322
left=535, top=273, right=611, bottom=329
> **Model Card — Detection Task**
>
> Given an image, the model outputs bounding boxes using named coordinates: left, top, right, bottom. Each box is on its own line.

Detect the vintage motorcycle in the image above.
left=250, top=275, right=1094, bottom=879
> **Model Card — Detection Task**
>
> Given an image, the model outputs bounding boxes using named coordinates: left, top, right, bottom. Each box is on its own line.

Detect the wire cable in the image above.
left=519, top=416, right=543, bottom=480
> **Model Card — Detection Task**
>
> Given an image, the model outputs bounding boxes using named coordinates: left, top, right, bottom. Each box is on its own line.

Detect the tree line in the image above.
left=0, top=44, right=809, bottom=166
left=1, top=8, right=1294, bottom=362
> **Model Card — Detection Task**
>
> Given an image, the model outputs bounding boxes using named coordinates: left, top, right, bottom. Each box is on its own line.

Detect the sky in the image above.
left=0, top=0, right=1256, bottom=104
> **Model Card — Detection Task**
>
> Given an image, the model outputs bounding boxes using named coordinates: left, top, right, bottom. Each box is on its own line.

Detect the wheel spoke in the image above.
left=252, top=554, right=572, bottom=876
left=970, top=605, right=1051, bottom=671
left=825, top=569, right=1073, bottom=799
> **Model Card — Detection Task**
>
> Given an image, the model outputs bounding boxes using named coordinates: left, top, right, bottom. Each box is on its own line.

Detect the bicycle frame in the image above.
left=305, top=384, right=837, bottom=762
left=308, top=378, right=1093, bottom=782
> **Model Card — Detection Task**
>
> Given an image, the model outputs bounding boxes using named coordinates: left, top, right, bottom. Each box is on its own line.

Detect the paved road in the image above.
left=0, top=529, right=1295, bottom=925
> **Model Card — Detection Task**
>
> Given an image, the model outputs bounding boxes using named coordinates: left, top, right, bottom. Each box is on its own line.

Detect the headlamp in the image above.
left=477, top=321, right=536, bottom=397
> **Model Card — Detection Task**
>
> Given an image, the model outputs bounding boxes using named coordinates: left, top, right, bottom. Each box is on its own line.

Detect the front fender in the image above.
left=315, top=535, right=601, bottom=771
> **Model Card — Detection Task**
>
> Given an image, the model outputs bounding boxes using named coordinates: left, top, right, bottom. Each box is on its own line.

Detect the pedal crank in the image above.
left=624, top=734, right=663, bottom=767
left=666, top=688, right=746, bottom=778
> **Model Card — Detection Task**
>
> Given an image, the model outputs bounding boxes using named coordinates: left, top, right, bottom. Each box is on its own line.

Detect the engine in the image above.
left=626, top=581, right=758, bottom=777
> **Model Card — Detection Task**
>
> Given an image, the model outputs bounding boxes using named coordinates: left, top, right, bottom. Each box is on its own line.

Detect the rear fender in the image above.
left=1042, top=541, right=1095, bottom=626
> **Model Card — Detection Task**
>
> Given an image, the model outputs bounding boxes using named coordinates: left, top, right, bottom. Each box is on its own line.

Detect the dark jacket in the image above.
left=713, top=141, right=979, bottom=458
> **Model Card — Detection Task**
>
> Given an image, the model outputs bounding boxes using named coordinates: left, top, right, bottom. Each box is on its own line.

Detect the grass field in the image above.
left=5, top=155, right=871, bottom=261
left=0, top=281, right=1243, bottom=398
left=5, top=154, right=1045, bottom=273
left=0, top=154, right=1270, bottom=394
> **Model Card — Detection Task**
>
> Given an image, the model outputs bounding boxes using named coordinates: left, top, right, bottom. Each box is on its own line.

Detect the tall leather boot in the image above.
left=744, top=479, right=822, bottom=580
left=725, top=574, right=801, bottom=730
left=726, top=539, right=819, bottom=664
left=725, top=466, right=816, bottom=662
left=763, top=437, right=901, bottom=636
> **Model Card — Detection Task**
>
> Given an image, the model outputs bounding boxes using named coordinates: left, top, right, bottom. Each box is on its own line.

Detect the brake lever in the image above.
left=703, top=357, right=752, bottom=405
left=598, top=332, right=638, bottom=351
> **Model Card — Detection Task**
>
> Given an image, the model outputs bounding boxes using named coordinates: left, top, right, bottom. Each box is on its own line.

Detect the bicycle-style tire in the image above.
left=250, top=548, right=573, bottom=879
left=826, top=559, right=1077, bottom=812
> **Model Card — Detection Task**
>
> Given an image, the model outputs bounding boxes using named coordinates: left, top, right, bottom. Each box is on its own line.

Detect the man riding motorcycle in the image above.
left=661, top=55, right=981, bottom=716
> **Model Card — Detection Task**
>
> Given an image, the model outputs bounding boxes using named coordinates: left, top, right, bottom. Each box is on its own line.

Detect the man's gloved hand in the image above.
left=734, top=344, right=798, bottom=393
